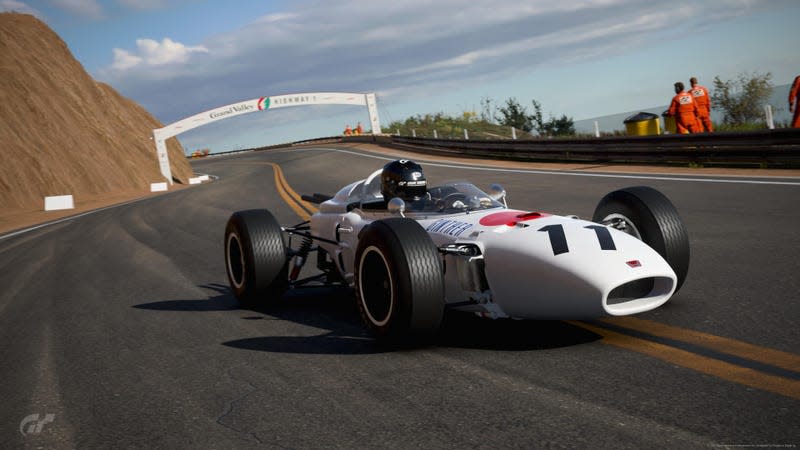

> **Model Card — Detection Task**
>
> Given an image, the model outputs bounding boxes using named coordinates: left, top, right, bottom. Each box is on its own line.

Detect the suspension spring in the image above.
left=290, top=235, right=313, bottom=281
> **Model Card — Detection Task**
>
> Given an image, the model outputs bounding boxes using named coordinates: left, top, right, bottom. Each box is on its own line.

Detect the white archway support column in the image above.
left=152, top=92, right=381, bottom=184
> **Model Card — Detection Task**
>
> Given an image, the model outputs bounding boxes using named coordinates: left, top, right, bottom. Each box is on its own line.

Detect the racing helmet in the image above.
left=381, top=159, right=427, bottom=201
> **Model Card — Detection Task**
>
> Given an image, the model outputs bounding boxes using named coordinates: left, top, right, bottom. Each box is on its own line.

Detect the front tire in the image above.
left=355, top=218, right=445, bottom=342
left=224, top=209, right=288, bottom=307
left=593, top=186, right=690, bottom=292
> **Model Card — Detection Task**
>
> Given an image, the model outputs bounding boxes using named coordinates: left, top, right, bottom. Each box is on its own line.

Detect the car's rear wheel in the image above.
left=355, top=218, right=445, bottom=342
left=224, top=209, right=288, bottom=306
left=593, top=186, right=690, bottom=292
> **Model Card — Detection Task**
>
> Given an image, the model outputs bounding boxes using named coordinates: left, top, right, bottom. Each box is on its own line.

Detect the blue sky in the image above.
left=2, top=0, right=798, bottom=153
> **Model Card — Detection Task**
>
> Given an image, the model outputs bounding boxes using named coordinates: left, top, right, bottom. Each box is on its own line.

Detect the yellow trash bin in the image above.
left=623, top=112, right=661, bottom=136
left=662, top=111, right=676, bottom=134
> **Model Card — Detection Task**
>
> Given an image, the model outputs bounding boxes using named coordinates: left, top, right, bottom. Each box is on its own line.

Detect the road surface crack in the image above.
left=215, top=367, right=263, bottom=444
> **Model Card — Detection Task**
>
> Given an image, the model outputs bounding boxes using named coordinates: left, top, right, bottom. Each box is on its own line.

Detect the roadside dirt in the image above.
left=0, top=13, right=193, bottom=233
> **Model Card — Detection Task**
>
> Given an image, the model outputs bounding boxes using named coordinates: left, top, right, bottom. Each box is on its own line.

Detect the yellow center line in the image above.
left=265, top=158, right=800, bottom=400
left=570, top=321, right=800, bottom=401
left=224, top=161, right=318, bottom=219
left=249, top=162, right=318, bottom=221
left=268, top=162, right=318, bottom=214
left=600, top=316, right=800, bottom=373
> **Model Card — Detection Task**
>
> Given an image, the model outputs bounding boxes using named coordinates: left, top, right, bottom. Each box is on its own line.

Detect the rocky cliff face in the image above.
left=0, top=12, right=193, bottom=210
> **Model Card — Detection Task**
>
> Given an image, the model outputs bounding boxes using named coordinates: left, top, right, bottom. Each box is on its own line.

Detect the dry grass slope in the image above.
left=0, top=12, right=193, bottom=212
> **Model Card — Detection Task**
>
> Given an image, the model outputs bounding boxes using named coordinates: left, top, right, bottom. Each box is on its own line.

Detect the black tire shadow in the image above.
left=437, top=312, right=601, bottom=351
left=134, top=283, right=601, bottom=354
left=222, top=286, right=389, bottom=355
left=223, top=334, right=383, bottom=355
left=133, top=283, right=239, bottom=311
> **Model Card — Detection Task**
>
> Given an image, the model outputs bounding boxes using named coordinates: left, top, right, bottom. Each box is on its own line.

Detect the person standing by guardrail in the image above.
left=790, top=75, right=800, bottom=128
left=690, top=77, right=713, bottom=132
left=667, top=82, right=701, bottom=134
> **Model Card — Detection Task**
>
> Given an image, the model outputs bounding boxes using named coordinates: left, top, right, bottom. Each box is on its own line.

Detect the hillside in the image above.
left=0, top=12, right=193, bottom=212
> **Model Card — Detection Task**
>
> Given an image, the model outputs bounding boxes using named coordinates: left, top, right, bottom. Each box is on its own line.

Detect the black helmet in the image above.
left=381, top=159, right=426, bottom=201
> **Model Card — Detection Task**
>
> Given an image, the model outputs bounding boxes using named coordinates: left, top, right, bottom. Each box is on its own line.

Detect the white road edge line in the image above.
left=0, top=197, right=153, bottom=242
left=0, top=174, right=214, bottom=242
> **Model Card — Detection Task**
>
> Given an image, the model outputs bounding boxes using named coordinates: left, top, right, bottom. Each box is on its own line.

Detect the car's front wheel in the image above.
left=354, top=218, right=445, bottom=342
left=224, top=209, right=288, bottom=307
left=593, top=186, right=690, bottom=292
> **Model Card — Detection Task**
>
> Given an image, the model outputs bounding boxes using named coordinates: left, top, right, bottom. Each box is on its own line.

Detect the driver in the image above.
left=380, top=159, right=427, bottom=202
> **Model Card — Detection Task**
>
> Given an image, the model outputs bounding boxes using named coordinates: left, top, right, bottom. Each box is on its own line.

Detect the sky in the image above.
left=2, top=0, right=799, bottom=153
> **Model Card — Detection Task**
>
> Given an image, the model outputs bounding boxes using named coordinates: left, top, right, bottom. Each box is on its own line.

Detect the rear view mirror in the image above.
left=488, top=184, right=507, bottom=208
left=388, top=197, right=406, bottom=217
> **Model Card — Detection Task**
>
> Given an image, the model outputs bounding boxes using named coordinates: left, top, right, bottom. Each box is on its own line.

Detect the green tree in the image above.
left=480, top=96, right=495, bottom=124
left=711, top=72, right=774, bottom=125
left=530, top=99, right=575, bottom=136
left=542, top=114, right=576, bottom=136
left=530, top=99, right=545, bottom=135
left=495, top=97, right=533, bottom=132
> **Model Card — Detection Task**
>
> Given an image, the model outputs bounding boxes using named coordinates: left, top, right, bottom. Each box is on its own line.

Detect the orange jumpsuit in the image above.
left=690, top=84, right=713, bottom=132
left=668, top=91, right=701, bottom=134
left=790, top=76, right=800, bottom=128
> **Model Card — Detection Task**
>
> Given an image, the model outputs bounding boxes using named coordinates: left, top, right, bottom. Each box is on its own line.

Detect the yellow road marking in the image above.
left=267, top=162, right=317, bottom=215
left=571, top=321, right=800, bottom=400
left=264, top=158, right=800, bottom=400
left=224, top=161, right=317, bottom=219
left=601, top=316, right=800, bottom=373
left=263, top=162, right=316, bottom=221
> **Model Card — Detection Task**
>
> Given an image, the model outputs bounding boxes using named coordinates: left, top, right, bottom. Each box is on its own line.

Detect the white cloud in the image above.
left=111, top=38, right=208, bottom=71
left=111, top=48, right=141, bottom=71
left=136, top=38, right=209, bottom=65
left=50, top=0, right=103, bottom=20
left=252, top=12, right=297, bottom=24
left=98, top=0, right=795, bottom=127
left=0, top=0, right=40, bottom=16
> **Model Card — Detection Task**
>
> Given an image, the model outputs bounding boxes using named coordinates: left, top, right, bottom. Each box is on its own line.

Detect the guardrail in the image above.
left=193, top=129, right=800, bottom=168
left=362, top=129, right=800, bottom=168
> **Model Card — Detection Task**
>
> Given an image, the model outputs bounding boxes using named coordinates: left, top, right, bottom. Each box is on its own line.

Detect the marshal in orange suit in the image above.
left=689, top=77, right=713, bottom=132
left=790, top=75, right=800, bottom=128
left=668, top=82, right=700, bottom=134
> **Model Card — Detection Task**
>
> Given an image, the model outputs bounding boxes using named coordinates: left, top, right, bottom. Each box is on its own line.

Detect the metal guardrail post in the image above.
left=765, top=105, right=775, bottom=130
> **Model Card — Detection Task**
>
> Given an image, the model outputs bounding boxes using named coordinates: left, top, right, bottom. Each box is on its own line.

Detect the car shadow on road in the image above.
left=437, top=313, right=601, bottom=351
left=133, top=283, right=602, bottom=354
left=132, top=283, right=240, bottom=311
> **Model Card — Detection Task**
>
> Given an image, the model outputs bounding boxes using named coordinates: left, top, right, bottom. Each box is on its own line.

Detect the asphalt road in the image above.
left=1, top=145, right=798, bottom=449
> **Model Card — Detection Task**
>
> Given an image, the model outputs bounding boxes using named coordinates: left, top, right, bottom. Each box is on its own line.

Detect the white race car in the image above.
left=224, top=160, right=689, bottom=341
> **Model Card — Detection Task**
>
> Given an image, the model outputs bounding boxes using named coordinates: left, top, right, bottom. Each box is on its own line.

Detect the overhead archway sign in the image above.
left=152, top=92, right=381, bottom=184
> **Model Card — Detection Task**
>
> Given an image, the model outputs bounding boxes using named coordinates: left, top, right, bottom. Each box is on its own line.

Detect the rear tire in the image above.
left=224, top=210, right=288, bottom=306
left=593, top=186, right=690, bottom=292
left=355, top=218, right=445, bottom=342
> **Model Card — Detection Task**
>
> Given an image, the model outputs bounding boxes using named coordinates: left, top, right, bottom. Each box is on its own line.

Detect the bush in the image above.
left=711, top=72, right=774, bottom=126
